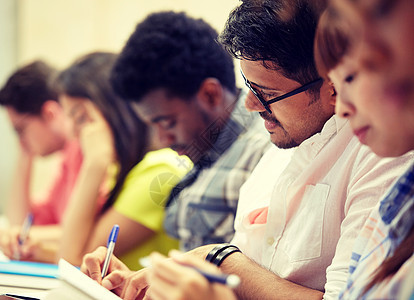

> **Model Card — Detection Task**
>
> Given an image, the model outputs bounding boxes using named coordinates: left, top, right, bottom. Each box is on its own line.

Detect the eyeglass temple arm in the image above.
left=266, top=78, right=323, bottom=105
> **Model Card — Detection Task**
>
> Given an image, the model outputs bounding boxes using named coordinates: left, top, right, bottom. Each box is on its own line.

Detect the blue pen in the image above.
left=101, top=224, right=119, bottom=278
left=14, top=213, right=34, bottom=260
left=18, top=213, right=34, bottom=245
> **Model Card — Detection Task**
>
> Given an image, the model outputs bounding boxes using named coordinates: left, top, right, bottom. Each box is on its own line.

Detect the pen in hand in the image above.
left=14, top=213, right=34, bottom=260
left=139, top=255, right=241, bottom=289
left=191, top=267, right=241, bottom=288
left=101, top=224, right=119, bottom=278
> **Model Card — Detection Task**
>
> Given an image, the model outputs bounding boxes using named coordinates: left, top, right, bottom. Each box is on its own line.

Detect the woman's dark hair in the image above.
left=314, top=7, right=351, bottom=79
left=219, top=0, right=322, bottom=96
left=110, top=11, right=236, bottom=102
left=0, top=60, right=58, bottom=114
left=55, top=52, right=148, bottom=213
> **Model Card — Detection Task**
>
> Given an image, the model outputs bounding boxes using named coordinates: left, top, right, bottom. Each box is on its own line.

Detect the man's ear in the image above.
left=195, top=78, right=224, bottom=112
left=327, top=80, right=337, bottom=106
left=40, top=100, right=61, bottom=121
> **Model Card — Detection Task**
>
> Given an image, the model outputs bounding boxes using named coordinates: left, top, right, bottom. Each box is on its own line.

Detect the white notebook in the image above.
left=44, top=259, right=122, bottom=300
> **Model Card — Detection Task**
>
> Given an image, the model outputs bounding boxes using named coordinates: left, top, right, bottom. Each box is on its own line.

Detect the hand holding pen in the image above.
left=144, top=251, right=239, bottom=300
left=101, top=224, right=119, bottom=278
left=13, top=213, right=34, bottom=260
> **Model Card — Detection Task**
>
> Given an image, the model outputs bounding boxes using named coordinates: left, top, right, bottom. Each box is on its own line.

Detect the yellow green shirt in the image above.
left=113, top=148, right=192, bottom=270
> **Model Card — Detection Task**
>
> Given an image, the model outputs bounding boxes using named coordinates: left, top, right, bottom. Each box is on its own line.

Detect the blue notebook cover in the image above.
left=0, top=260, right=58, bottom=278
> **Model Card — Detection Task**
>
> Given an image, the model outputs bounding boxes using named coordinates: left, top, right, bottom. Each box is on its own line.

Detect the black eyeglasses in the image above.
left=240, top=69, right=323, bottom=113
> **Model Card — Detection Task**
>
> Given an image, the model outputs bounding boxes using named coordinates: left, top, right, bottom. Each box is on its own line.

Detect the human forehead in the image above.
left=6, top=106, right=28, bottom=122
left=133, top=89, right=192, bottom=123
left=327, top=55, right=356, bottom=84
left=5, top=106, right=41, bottom=129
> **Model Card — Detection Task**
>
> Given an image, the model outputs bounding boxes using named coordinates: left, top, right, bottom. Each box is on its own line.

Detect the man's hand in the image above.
left=183, top=243, right=218, bottom=260
left=146, top=251, right=236, bottom=300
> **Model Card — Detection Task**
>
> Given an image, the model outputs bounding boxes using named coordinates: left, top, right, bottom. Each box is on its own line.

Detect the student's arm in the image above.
left=186, top=245, right=323, bottom=300
left=80, top=243, right=323, bottom=299
left=61, top=151, right=181, bottom=265
left=7, top=149, right=33, bottom=225
left=59, top=106, right=114, bottom=266
left=84, top=208, right=155, bottom=258
left=218, top=251, right=323, bottom=300
left=85, top=149, right=189, bottom=263
left=59, top=148, right=110, bottom=265
left=0, top=225, right=61, bottom=263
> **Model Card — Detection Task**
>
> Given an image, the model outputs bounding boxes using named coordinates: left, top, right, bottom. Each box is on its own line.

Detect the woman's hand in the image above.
left=0, top=226, right=61, bottom=263
left=81, top=246, right=148, bottom=299
left=0, top=226, right=39, bottom=261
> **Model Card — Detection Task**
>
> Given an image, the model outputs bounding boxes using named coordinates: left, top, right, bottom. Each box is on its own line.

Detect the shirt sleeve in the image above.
left=323, top=150, right=413, bottom=299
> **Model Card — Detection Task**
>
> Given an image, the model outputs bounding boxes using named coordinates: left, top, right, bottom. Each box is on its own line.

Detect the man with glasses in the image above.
left=240, top=69, right=323, bottom=114
left=0, top=61, right=82, bottom=259
left=209, top=1, right=411, bottom=299
left=80, top=2, right=411, bottom=299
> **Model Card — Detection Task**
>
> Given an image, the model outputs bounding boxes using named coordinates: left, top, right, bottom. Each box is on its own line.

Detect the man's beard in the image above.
left=259, top=111, right=299, bottom=149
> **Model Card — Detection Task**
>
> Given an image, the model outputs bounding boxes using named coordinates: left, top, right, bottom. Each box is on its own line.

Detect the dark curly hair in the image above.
left=111, top=11, right=236, bottom=102
left=0, top=61, right=58, bottom=114
left=219, top=0, right=322, bottom=95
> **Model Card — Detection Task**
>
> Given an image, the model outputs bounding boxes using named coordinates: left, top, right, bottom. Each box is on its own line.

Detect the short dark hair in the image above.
left=0, top=61, right=58, bottom=114
left=111, top=11, right=236, bottom=102
left=219, top=0, right=322, bottom=94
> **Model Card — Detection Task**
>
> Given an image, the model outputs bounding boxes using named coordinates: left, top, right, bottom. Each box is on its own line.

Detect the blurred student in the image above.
left=55, top=52, right=190, bottom=269
left=0, top=61, right=82, bottom=261
left=315, top=1, right=414, bottom=298
left=110, top=11, right=270, bottom=251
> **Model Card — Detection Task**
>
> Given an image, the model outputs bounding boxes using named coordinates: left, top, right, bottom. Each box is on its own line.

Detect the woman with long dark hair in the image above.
left=55, top=52, right=190, bottom=269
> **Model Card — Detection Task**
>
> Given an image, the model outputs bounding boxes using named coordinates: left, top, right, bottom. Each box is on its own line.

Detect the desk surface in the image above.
left=0, top=272, right=60, bottom=300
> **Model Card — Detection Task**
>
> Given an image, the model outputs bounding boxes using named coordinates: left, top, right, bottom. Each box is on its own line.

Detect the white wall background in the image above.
left=0, top=0, right=240, bottom=212
left=0, top=0, right=18, bottom=213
